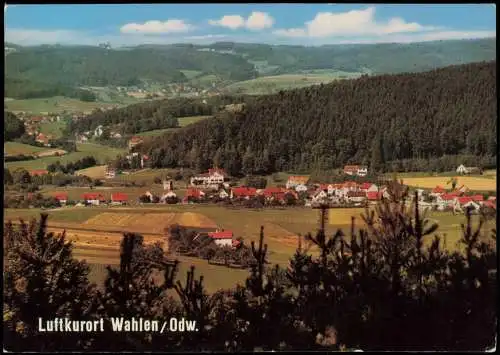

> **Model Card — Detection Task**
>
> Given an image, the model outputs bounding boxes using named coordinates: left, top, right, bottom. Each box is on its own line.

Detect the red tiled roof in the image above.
left=129, top=136, right=143, bottom=143
left=186, top=188, right=204, bottom=198
left=111, top=193, right=128, bottom=202
left=53, top=192, right=68, bottom=201
left=487, top=196, right=496, bottom=201
left=344, top=165, right=360, bottom=171
left=367, top=191, right=379, bottom=200
left=470, top=195, right=484, bottom=202
left=432, top=186, right=445, bottom=193
left=30, top=169, right=49, bottom=176
left=458, top=197, right=473, bottom=205
left=208, top=231, right=234, bottom=239
left=360, top=183, right=372, bottom=190
left=232, top=187, right=257, bottom=197
left=262, top=187, right=285, bottom=197
left=441, top=193, right=458, bottom=201
left=82, top=193, right=105, bottom=201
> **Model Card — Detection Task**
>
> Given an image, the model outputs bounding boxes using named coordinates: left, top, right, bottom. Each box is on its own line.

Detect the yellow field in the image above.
left=402, top=176, right=497, bottom=191
left=328, top=208, right=368, bottom=226
left=83, top=211, right=218, bottom=233
left=75, top=165, right=108, bottom=179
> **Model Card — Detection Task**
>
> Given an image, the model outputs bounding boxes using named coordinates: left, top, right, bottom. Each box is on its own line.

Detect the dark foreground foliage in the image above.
left=3, top=183, right=497, bottom=351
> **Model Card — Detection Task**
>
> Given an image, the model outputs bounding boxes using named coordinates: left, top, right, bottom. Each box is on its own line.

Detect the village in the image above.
left=34, top=165, right=496, bottom=215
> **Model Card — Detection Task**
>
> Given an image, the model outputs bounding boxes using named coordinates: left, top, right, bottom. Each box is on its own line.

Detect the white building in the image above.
left=295, top=184, right=308, bottom=193
left=94, top=125, right=104, bottom=137
left=190, top=168, right=227, bottom=189
left=207, top=230, right=234, bottom=247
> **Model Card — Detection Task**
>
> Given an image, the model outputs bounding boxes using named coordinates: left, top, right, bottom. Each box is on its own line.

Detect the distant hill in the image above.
left=4, top=38, right=496, bottom=100
left=139, top=61, right=496, bottom=176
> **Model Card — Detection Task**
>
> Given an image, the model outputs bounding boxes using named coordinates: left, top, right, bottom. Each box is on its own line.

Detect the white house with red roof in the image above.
left=190, top=168, right=227, bottom=189
left=343, top=165, right=368, bottom=177
left=183, top=188, right=206, bottom=203
left=231, top=186, right=257, bottom=200
left=111, top=193, right=128, bottom=205
left=82, top=193, right=106, bottom=206
left=430, top=186, right=446, bottom=198
left=208, top=229, right=234, bottom=247
left=53, top=192, right=68, bottom=205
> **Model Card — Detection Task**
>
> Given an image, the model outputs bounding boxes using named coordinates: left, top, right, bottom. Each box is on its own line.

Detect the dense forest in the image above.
left=5, top=45, right=257, bottom=93
left=5, top=77, right=97, bottom=101
left=4, top=112, right=25, bottom=141
left=207, top=38, right=496, bottom=74
left=3, top=185, right=497, bottom=351
left=67, top=95, right=254, bottom=135
left=139, top=61, right=496, bottom=175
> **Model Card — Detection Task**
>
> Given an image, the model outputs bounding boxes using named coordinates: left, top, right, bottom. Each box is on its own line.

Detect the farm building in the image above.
left=82, top=193, right=106, bottom=206
left=260, top=187, right=287, bottom=202
left=343, top=165, right=368, bottom=177
left=183, top=188, right=206, bottom=203
left=111, top=193, right=128, bottom=205
left=286, top=176, right=310, bottom=189
left=207, top=230, right=234, bottom=247
left=430, top=186, right=445, bottom=197
left=366, top=191, right=380, bottom=201
left=295, top=184, right=308, bottom=193
left=231, top=187, right=257, bottom=199
left=53, top=192, right=68, bottom=205
left=30, top=169, right=49, bottom=177
left=105, top=167, right=116, bottom=179
left=456, top=165, right=482, bottom=175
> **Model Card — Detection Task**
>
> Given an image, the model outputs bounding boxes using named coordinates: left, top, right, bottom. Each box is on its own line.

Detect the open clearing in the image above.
left=5, top=143, right=126, bottom=170
left=75, top=165, right=108, bottom=179
left=38, top=121, right=67, bottom=139
left=4, top=142, right=51, bottom=156
left=401, top=176, right=497, bottom=191
left=136, top=116, right=212, bottom=137
left=224, top=73, right=361, bottom=95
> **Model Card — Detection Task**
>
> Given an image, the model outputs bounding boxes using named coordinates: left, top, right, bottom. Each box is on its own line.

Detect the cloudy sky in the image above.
left=4, top=4, right=496, bottom=46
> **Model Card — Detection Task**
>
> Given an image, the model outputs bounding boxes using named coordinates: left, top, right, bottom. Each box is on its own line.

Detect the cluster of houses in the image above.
left=51, top=192, right=129, bottom=206
left=21, top=114, right=63, bottom=138
left=429, top=185, right=496, bottom=212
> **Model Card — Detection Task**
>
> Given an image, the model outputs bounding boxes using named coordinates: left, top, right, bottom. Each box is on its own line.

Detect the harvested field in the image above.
left=75, top=165, right=108, bottom=179
left=401, top=176, right=496, bottom=191
left=82, top=211, right=218, bottom=233
left=35, top=149, right=67, bottom=157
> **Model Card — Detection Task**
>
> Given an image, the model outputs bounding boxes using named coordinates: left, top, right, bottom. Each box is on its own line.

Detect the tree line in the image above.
left=4, top=112, right=25, bottom=141
left=68, top=95, right=253, bottom=136
left=47, top=156, right=97, bottom=174
left=139, top=61, right=496, bottom=176
left=3, top=182, right=496, bottom=351
left=5, top=45, right=257, bottom=90
left=5, top=77, right=97, bottom=101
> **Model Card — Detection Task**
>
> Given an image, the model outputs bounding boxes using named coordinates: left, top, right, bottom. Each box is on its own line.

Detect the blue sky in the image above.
left=4, top=4, right=496, bottom=46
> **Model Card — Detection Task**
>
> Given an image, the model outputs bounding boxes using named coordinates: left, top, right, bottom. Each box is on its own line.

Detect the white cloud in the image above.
left=245, top=11, right=274, bottom=30
left=120, top=19, right=193, bottom=34
left=209, top=11, right=274, bottom=30
left=274, top=7, right=437, bottom=38
left=208, top=15, right=245, bottom=29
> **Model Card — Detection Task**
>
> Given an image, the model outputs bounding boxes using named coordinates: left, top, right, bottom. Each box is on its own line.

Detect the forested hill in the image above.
left=67, top=95, right=255, bottom=135
left=141, top=61, right=496, bottom=175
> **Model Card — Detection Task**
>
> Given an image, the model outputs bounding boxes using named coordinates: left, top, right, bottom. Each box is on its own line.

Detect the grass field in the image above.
left=75, top=165, right=108, bottom=179
left=4, top=96, right=119, bottom=114
left=38, top=121, right=67, bottom=139
left=4, top=142, right=50, bottom=156
left=136, top=116, right=212, bottom=137
left=401, top=176, right=497, bottom=191
left=5, top=143, right=126, bottom=170
left=224, top=73, right=362, bottom=95
left=4, top=202, right=495, bottom=292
